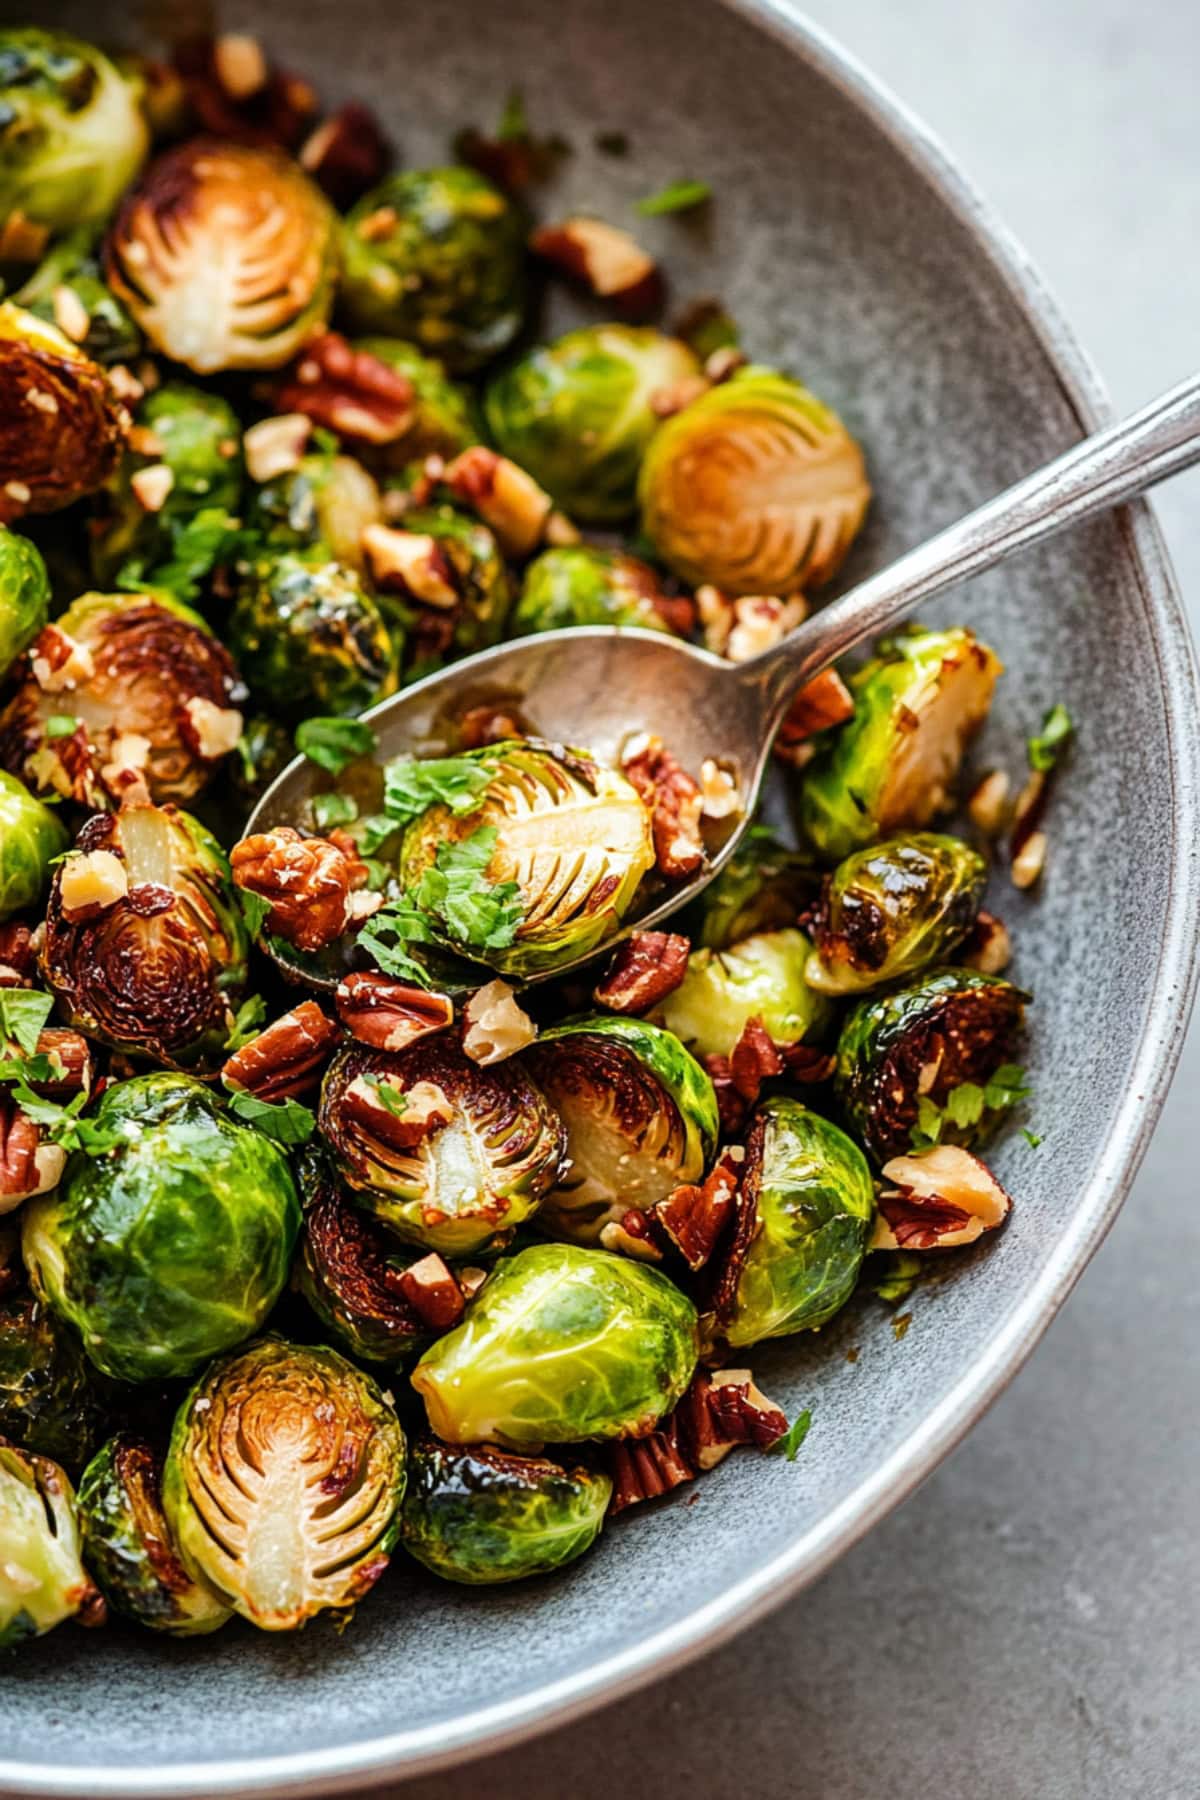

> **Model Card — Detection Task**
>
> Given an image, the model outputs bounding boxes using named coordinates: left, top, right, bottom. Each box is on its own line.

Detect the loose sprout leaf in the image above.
left=312, top=792, right=359, bottom=831
left=0, top=990, right=54, bottom=1057
left=873, top=1252, right=923, bottom=1305
left=984, top=1062, right=1032, bottom=1110
left=356, top=896, right=440, bottom=988
left=768, top=1407, right=813, bottom=1462
left=362, top=1072, right=409, bottom=1119
left=224, top=994, right=268, bottom=1053
left=909, top=1094, right=945, bottom=1151
left=238, top=888, right=272, bottom=938
left=1022, top=1127, right=1043, bottom=1149
left=382, top=755, right=494, bottom=824
left=1028, top=704, right=1074, bottom=773
left=45, top=714, right=80, bottom=740
left=224, top=1086, right=316, bottom=1145
left=413, top=828, right=523, bottom=951
left=944, top=1082, right=986, bottom=1129
left=497, top=88, right=529, bottom=142
left=295, top=716, right=379, bottom=777
left=635, top=179, right=712, bottom=216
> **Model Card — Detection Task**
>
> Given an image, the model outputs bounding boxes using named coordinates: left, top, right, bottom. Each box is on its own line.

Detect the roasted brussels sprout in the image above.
left=798, top=626, right=1002, bottom=862
left=248, top=451, right=382, bottom=574
left=401, top=1438, right=611, bottom=1584
left=228, top=548, right=398, bottom=722
left=15, top=227, right=140, bottom=365
left=22, top=1074, right=299, bottom=1382
left=0, top=1294, right=113, bottom=1469
left=684, top=827, right=818, bottom=949
left=41, top=804, right=249, bottom=1072
left=638, top=365, right=870, bottom=594
left=0, top=303, right=128, bottom=519
left=295, top=1152, right=434, bottom=1365
left=485, top=325, right=700, bottom=523
left=834, top=968, right=1028, bottom=1164
left=0, top=769, right=66, bottom=922
left=319, top=1036, right=565, bottom=1258
left=356, top=336, right=483, bottom=461
left=107, top=140, right=337, bottom=374
left=163, top=1337, right=406, bottom=1631
left=653, top=928, right=835, bottom=1062
left=526, top=1016, right=718, bottom=1243
left=513, top=546, right=675, bottom=636
left=0, top=525, right=50, bottom=682
left=378, top=505, right=513, bottom=679
left=712, top=1097, right=875, bottom=1347
left=76, top=1435, right=231, bottom=1636
left=0, top=28, right=148, bottom=236
left=340, top=167, right=526, bottom=372
left=412, top=1242, right=698, bottom=1446
left=0, top=1437, right=102, bottom=1649
left=806, top=833, right=987, bottom=995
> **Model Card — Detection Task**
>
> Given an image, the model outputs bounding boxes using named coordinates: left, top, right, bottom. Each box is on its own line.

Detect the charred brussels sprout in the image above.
left=807, top=833, right=987, bottom=995
left=15, top=227, right=140, bottom=365
left=799, top=626, right=1002, bottom=863
left=526, top=1016, right=718, bottom=1244
left=319, top=1037, right=565, bottom=1259
left=485, top=325, right=700, bottom=523
left=21, top=1074, right=299, bottom=1383
left=653, top=928, right=834, bottom=1062
left=384, top=505, right=513, bottom=680
left=356, top=336, right=483, bottom=461
left=76, top=1435, right=231, bottom=1635
left=413, top=1243, right=698, bottom=1446
left=638, top=365, right=870, bottom=594
left=0, top=303, right=128, bottom=519
left=0, top=1294, right=114, bottom=1469
left=248, top=451, right=382, bottom=574
left=684, top=827, right=819, bottom=949
left=0, top=770, right=66, bottom=922
left=401, top=1438, right=611, bottom=1584
left=0, top=525, right=50, bottom=681
left=713, top=1097, right=874, bottom=1347
left=0, top=1438, right=102, bottom=1648
left=42, top=804, right=249, bottom=1072
left=228, top=549, right=398, bottom=722
left=341, top=167, right=526, bottom=372
left=513, top=546, right=674, bottom=636
left=163, top=1337, right=406, bottom=1631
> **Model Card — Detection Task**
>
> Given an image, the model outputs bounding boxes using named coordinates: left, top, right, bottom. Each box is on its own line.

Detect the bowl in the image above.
left=3, top=1, right=1198, bottom=1794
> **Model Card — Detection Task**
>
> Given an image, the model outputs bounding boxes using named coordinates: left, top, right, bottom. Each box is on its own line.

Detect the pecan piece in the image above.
left=703, top=1054, right=748, bottom=1136
left=462, top=980, right=536, bottom=1065
left=24, top=1030, right=93, bottom=1100
left=441, top=447, right=553, bottom=558
left=593, top=931, right=690, bottom=1015
left=607, top=1417, right=694, bottom=1516
left=958, top=909, right=1012, bottom=975
left=172, top=35, right=318, bottom=149
left=394, top=1253, right=466, bottom=1331
left=0, top=923, right=35, bottom=988
left=729, top=1016, right=784, bottom=1104
left=221, top=1001, right=341, bottom=1102
left=340, top=1074, right=453, bottom=1150
left=873, top=1146, right=1012, bottom=1252
left=458, top=703, right=527, bottom=749
left=775, top=668, right=856, bottom=767
left=0, top=1096, right=64, bottom=1212
left=335, top=973, right=454, bottom=1053
left=361, top=524, right=458, bottom=605
left=675, top=1369, right=788, bottom=1470
left=654, top=1150, right=741, bottom=1271
left=620, top=733, right=704, bottom=879
left=530, top=217, right=662, bottom=316
left=298, top=102, right=391, bottom=208
left=598, top=1209, right=665, bottom=1263
left=275, top=332, right=415, bottom=446
left=231, top=826, right=355, bottom=952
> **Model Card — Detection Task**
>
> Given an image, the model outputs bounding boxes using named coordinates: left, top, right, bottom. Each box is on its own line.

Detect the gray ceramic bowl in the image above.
left=3, top=1, right=1198, bottom=1795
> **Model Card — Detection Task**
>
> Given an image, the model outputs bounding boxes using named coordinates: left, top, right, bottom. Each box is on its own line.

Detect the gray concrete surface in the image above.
left=390, top=4, right=1200, bottom=1795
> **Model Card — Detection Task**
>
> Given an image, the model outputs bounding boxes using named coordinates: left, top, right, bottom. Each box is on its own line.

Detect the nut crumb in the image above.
left=243, top=412, right=312, bottom=483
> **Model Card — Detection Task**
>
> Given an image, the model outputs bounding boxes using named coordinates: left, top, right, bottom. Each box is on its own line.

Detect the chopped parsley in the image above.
left=873, top=1252, right=923, bottom=1306
left=1028, top=704, right=1073, bottom=773
left=223, top=1086, right=316, bottom=1145
left=295, top=716, right=378, bottom=777
left=224, top=994, right=267, bottom=1053
left=117, top=506, right=246, bottom=605
left=412, top=828, right=522, bottom=952
left=237, top=888, right=272, bottom=938
left=382, top=754, right=493, bottom=825
left=636, top=179, right=712, bottom=216
left=312, top=791, right=359, bottom=831
left=362, top=1072, right=409, bottom=1119
left=356, top=895, right=441, bottom=988
left=908, top=1064, right=1032, bottom=1151
left=768, top=1408, right=813, bottom=1461
left=45, top=714, right=80, bottom=740
left=0, top=990, right=53, bottom=1057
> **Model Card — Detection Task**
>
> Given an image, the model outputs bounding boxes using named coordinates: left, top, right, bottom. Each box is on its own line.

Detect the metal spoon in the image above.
left=249, top=371, right=1200, bottom=978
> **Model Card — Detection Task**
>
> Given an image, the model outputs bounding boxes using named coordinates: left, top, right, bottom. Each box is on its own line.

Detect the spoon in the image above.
left=249, top=371, right=1200, bottom=979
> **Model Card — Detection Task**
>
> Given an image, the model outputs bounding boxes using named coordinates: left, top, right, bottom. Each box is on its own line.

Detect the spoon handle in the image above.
left=749, top=369, right=1200, bottom=724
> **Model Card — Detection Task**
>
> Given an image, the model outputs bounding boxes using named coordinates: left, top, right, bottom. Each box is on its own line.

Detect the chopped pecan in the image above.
left=221, top=1000, right=341, bottom=1102
left=607, top=1417, right=694, bottom=1515
left=778, top=1041, right=836, bottom=1084
left=335, top=973, right=454, bottom=1053
left=675, top=1368, right=788, bottom=1470
left=0, top=923, right=35, bottom=988
left=341, top=1074, right=453, bottom=1150
left=704, top=346, right=748, bottom=384
left=231, top=826, right=357, bottom=953
left=58, top=849, right=128, bottom=922
left=25, top=1030, right=92, bottom=1100
left=1010, top=767, right=1049, bottom=864
left=620, top=734, right=704, bottom=879
left=723, top=594, right=808, bottom=664
left=173, top=35, right=318, bottom=149
left=967, top=769, right=1012, bottom=837
left=698, top=759, right=740, bottom=820
left=395, top=1252, right=466, bottom=1330
left=703, top=1054, right=748, bottom=1136
left=594, top=931, right=690, bottom=1014
left=298, top=102, right=391, bottom=207
left=873, top=1145, right=1012, bottom=1251
left=458, top=703, right=526, bottom=749
left=361, top=523, right=457, bottom=603
left=729, top=1016, right=784, bottom=1104
left=30, top=623, right=94, bottom=693
left=654, top=1151, right=741, bottom=1271
left=0, top=1096, right=63, bottom=1212
left=275, top=332, right=415, bottom=446
left=453, top=118, right=567, bottom=193
left=958, top=909, right=1012, bottom=975
left=530, top=217, right=662, bottom=316
left=647, top=591, right=697, bottom=637
left=462, top=980, right=536, bottom=1065
left=775, top=667, right=856, bottom=764
left=242, top=412, right=312, bottom=483
left=598, top=1209, right=665, bottom=1263
left=441, top=448, right=553, bottom=558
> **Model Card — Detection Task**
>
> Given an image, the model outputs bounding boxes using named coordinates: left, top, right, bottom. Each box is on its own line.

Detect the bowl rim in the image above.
left=5, top=5, right=1199, bottom=1796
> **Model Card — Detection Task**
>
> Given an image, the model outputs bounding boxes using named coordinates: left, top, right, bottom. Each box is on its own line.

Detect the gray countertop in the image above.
left=389, top=3, right=1200, bottom=1794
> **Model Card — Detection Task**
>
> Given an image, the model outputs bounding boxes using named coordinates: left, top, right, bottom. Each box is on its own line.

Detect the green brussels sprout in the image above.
left=0, top=524, right=50, bottom=681
left=0, top=302, right=128, bottom=518
left=356, top=336, right=483, bottom=461
left=295, top=1151, right=434, bottom=1365
left=683, top=826, right=819, bottom=950
left=0, top=769, right=66, bottom=922
left=76, top=1435, right=231, bottom=1635
left=711, top=1097, right=875, bottom=1347
left=382, top=505, right=513, bottom=680
left=0, top=1294, right=115, bottom=1469
left=0, top=29, right=148, bottom=236
left=526, top=1016, right=718, bottom=1243
left=798, top=626, right=1002, bottom=863
left=638, top=364, right=871, bottom=594
left=398, top=741, right=654, bottom=977
left=401, top=1438, right=611, bottom=1584
left=319, top=1037, right=565, bottom=1259
left=228, top=548, right=399, bottom=722
left=22, top=1074, right=300, bottom=1383
left=41, top=804, right=249, bottom=1072
left=653, top=928, right=835, bottom=1062
left=163, top=1337, right=406, bottom=1631
left=485, top=325, right=700, bottom=523
left=412, top=1242, right=698, bottom=1446
left=0, top=1437, right=103, bottom=1649
left=806, top=833, right=987, bottom=996
left=513, top=546, right=675, bottom=637
left=835, top=967, right=1028, bottom=1164
left=247, top=451, right=382, bottom=574
left=15, top=227, right=140, bottom=365
left=341, top=168, right=526, bottom=372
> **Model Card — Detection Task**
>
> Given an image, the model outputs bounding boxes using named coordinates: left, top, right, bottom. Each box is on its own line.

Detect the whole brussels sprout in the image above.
left=513, top=546, right=675, bottom=637
left=485, top=325, right=700, bottom=523
left=835, top=968, right=1028, bottom=1164
left=340, top=167, right=526, bottom=372
left=248, top=451, right=382, bottom=574
left=319, top=1036, right=565, bottom=1259
left=401, top=1438, right=611, bottom=1584
left=163, top=1337, right=406, bottom=1631
left=525, top=1016, right=718, bottom=1244
left=0, top=303, right=128, bottom=519
left=799, top=626, right=1002, bottom=863
left=15, top=227, right=140, bottom=365
left=0, top=769, right=66, bottom=922
left=0, top=525, right=50, bottom=682
left=653, top=928, right=835, bottom=1062
left=228, top=548, right=399, bottom=722
left=41, top=804, right=249, bottom=1072
left=0, top=1437, right=103, bottom=1649
left=0, top=1294, right=115, bottom=1469
left=76, top=1435, right=231, bottom=1636
left=356, top=336, right=483, bottom=461
left=22, top=1074, right=300, bottom=1382
left=0, top=28, right=148, bottom=236
left=638, top=364, right=870, bottom=594
left=806, top=833, right=987, bottom=996
left=711, top=1097, right=875, bottom=1347
left=412, top=1242, right=699, bottom=1446
left=683, top=826, right=819, bottom=950
left=383, top=505, right=513, bottom=680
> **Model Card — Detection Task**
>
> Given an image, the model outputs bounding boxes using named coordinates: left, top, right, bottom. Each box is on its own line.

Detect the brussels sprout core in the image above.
left=0, top=1438, right=102, bottom=1649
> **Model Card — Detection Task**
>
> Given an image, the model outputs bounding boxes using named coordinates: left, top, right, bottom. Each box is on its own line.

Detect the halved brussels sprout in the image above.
left=683, top=827, right=819, bottom=950
left=638, top=365, right=870, bottom=594
left=228, top=548, right=399, bottom=722
left=107, top=140, right=337, bottom=374
left=653, top=927, right=835, bottom=1062
left=0, top=1437, right=102, bottom=1649
left=0, top=28, right=148, bottom=235
left=0, top=303, right=128, bottom=518
left=413, top=1242, right=699, bottom=1446
left=248, top=451, right=382, bottom=574
left=513, top=546, right=675, bottom=637
left=380, top=505, right=513, bottom=680
left=0, top=769, right=66, bottom=922
left=799, top=626, right=1002, bottom=863
left=15, top=227, right=141, bottom=365
left=398, top=741, right=655, bottom=977
left=340, top=167, right=526, bottom=372
left=401, top=1438, right=611, bottom=1584
left=834, top=967, right=1028, bottom=1164
left=806, top=833, right=987, bottom=995
left=0, top=525, right=50, bottom=682
left=712, top=1097, right=875, bottom=1347
left=295, top=1151, right=433, bottom=1365
left=41, top=804, right=249, bottom=1072
left=356, top=336, right=483, bottom=461
left=319, top=1036, right=565, bottom=1258
left=485, top=325, right=700, bottom=523
left=0, top=1294, right=114, bottom=1469
left=163, top=1337, right=406, bottom=1631
left=77, top=1435, right=231, bottom=1636
left=525, top=1015, right=718, bottom=1243
left=22, top=1074, right=299, bottom=1382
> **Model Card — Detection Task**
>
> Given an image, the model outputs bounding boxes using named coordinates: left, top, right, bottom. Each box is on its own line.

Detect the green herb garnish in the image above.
left=295, top=716, right=378, bottom=777
left=382, top=755, right=493, bottom=824
left=1028, top=704, right=1073, bottom=773
left=0, top=990, right=53, bottom=1057
left=636, top=179, right=712, bottom=216
left=223, top=1087, right=316, bottom=1145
